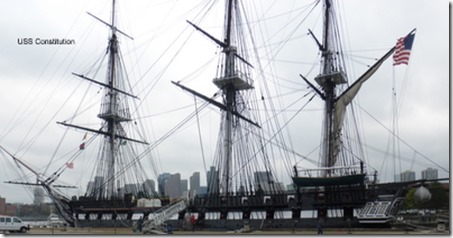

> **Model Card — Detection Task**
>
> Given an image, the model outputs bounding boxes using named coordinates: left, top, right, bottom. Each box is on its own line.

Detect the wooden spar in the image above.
left=56, top=121, right=149, bottom=145
left=171, top=81, right=261, bottom=128
left=72, top=73, right=139, bottom=99
left=86, top=11, right=134, bottom=40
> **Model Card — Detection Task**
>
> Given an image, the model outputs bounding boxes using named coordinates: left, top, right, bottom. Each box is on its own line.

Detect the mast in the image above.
left=221, top=0, right=235, bottom=197
left=306, top=0, right=398, bottom=178
left=62, top=0, right=140, bottom=200
left=315, top=0, right=347, bottom=177
left=215, top=0, right=256, bottom=196
left=181, top=0, right=256, bottom=197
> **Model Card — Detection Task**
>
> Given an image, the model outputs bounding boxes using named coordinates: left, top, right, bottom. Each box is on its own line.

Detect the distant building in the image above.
left=400, top=170, right=416, bottom=182
left=158, top=172, right=171, bottom=196
left=0, top=196, right=5, bottom=215
left=394, top=174, right=401, bottom=182
left=180, top=179, right=188, bottom=197
left=124, top=183, right=139, bottom=194
left=5, top=203, right=17, bottom=216
left=190, top=172, right=200, bottom=193
left=86, top=176, right=105, bottom=199
left=165, top=173, right=181, bottom=198
left=143, top=179, right=156, bottom=196
left=33, top=187, right=45, bottom=204
left=421, top=168, right=438, bottom=180
left=254, top=171, right=275, bottom=192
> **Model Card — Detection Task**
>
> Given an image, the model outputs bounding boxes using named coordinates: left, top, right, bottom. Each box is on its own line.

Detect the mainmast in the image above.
left=215, top=0, right=254, bottom=196
left=315, top=0, right=347, bottom=176
left=103, top=0, right=120, bottom=200
left=176, top=0, right=257, bottom=197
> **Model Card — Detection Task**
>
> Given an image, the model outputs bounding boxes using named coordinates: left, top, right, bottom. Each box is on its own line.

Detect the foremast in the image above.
left=59, top=0, right=146, bottom=201
left=98, top=0, right=125, bottom=200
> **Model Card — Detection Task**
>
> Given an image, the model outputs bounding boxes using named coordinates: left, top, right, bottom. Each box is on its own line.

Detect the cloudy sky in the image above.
left=0, top=0, right=449, bottom=204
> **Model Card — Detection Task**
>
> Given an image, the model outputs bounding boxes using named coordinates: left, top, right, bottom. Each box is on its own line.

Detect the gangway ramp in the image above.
left=142, top=199, right=187, bottom=234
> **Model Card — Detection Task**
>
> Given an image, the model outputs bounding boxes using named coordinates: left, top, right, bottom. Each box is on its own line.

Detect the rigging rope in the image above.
left=194, top=97, right=208, bottom=176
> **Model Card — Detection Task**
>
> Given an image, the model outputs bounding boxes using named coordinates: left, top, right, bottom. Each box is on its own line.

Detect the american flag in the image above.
left=393, top=31, right=416, bottom=66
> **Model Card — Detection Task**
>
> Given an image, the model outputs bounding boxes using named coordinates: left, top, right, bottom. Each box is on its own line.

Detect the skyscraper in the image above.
left=190, top=172, right=200, bottom=194
left=180, top=179, right=188, bottom=197
left=400, top=170, right=416, bottom=182
left=165, top=173, right=181, bottom=198
left=254, top=171, right=275, bottom=192
left=158, top=172, right=171, bottom=196
left=421, top=168, right=438, bottom=180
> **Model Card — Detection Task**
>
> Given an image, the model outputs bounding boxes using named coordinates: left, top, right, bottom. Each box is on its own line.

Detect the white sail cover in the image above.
left=331, top=48, right=395, bottom=165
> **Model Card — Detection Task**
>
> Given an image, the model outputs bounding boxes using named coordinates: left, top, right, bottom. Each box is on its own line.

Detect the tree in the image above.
left=421, top=182, right=448, bottom=212
left=402, top=182, right=449, bottom=213
left=402, top=188, right=418, bottom=210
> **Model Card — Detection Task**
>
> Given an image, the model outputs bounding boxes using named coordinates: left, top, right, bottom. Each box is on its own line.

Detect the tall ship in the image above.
left=0, top=0, right=447, bottom=231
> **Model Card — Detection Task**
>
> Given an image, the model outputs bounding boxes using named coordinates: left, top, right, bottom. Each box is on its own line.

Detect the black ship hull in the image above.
left=63, top=181, right=418, bottom=229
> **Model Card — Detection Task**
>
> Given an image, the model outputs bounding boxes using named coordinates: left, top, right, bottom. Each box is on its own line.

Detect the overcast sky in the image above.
left=0, top=0, right=449, bottom=204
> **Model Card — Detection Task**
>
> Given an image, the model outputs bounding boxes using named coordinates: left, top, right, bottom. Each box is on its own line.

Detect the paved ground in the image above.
left=10, top=227, right=448, bottom=235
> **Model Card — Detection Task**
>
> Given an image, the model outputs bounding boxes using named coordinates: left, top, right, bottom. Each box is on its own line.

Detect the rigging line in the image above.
left=347, top=48, right=392, bottom=53
left=391, top=68, right=401, bottom=181
left=102, top=101, right=212, bottom=187
left=396, top=62, right=413, bottom=116
left=15, top=79, right=86, bottom=156
left=358, top=139, right=436, bottom=169
left=44, top=79, right=97, bottom=175
left=343, top=53, right=380, bottom=61
left=62, top=99, right=101, bottom=123
left=15, top=27, right=102, bottom=157
left=49, top=134, right=99, bottom=182
left=234, top=93, right=317, bottom=177
left=249, top=128, right=320, bottom=166
left=271, top=58, right=316, bottom=65
left=256, top=33, right=310, bottom=50
left=343, top=55, right=374, bottom=68
left=0, top=3, right=90, bottom=143
left=259, top=0, right=320, bottom=54
left=131, top=0, right=217, bottom=97
left=247, top=89, right=309, bottom=105
left=354, top=101, right=448, bottom=173
left=135, top=105, right=192, bottom=120
left=194, top=97, right=208, bottom=176
left=252, top=0, right=320, bottom=76
left=0, top=149, right=32, bottom=185
left=246, top=2, right=298, bottom=167
left=247, top=0, right=318, bottom=25
left=131, top=26, right=197, bottom=111
left=260, top=90, right=314, bottom=127
left=263, top=71, right=309, bottom=88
